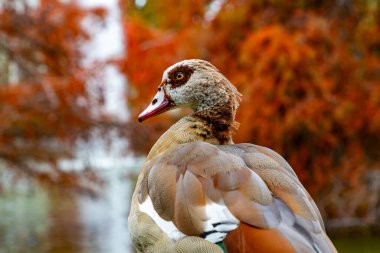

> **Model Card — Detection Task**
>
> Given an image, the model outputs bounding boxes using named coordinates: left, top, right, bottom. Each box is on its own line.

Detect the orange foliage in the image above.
left=123, top=0, right=380, bottom=221
left=0, top=0, right=106, bottom=192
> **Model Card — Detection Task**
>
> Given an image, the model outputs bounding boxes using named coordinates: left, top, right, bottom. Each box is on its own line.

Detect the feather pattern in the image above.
left=137, top=141, right=336, bottom=252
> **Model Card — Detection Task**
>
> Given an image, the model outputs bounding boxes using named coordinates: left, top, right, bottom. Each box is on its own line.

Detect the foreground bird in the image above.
left=128, top=59, right=337, bottom=253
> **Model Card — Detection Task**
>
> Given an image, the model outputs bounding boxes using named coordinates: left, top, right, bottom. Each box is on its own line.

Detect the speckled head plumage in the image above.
left=138, top=59, right=242, bottom=143
left=163, top=59, right=241, bottom=113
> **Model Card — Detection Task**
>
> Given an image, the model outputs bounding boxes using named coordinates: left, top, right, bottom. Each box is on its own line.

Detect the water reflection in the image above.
left=0, top=162, right=140, bottom=253
left=78, top=166, right=136, bottom=253
left=0, top=177, right=50, bottom=253
left=47, top=190, right=84, bottom=253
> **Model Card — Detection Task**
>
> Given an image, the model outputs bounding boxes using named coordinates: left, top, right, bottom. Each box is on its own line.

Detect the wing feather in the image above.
left=138, top=141, right=336, bottom=252
left=173, top=170, right=206, bottom=235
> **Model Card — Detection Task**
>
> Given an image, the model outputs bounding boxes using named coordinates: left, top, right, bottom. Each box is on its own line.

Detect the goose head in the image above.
left=138, top=59, right=241, bottom=125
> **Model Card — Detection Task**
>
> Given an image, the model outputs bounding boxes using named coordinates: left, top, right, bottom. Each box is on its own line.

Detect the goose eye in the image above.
left=174, top=72, right=184, bottom=80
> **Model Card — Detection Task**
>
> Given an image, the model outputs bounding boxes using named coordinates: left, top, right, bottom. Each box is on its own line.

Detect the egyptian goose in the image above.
left=128, top=59, right=337, bottom=253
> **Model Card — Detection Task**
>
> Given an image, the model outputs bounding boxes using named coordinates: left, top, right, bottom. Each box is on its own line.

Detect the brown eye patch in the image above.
left=167, top=65, right=194, bottom=89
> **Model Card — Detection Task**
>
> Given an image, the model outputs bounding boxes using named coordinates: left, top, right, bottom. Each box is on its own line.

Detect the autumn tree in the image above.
left=123, top=0, right=380, bottom=226
left=0, top=0, right=108, bottom=192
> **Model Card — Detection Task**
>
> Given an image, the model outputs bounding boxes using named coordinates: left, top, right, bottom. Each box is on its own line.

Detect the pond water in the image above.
left=332, top=233, right=380, bottom=253
left=0, top=163, right=139, bottom=253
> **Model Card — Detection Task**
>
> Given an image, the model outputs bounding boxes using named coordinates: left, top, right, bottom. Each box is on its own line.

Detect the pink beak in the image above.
left=138, top=88, right=174, bottom=122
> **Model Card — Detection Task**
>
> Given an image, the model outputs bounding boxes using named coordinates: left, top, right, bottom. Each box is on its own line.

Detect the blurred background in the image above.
left=0, top=0, right=379, bottom=252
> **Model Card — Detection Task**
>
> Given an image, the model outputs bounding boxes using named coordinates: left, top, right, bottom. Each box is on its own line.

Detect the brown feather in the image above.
left=148, top=163, right=177, bottom=220
left=140, top=141, right=336, bottom=252
left=224, top=223, right=297, bottom=253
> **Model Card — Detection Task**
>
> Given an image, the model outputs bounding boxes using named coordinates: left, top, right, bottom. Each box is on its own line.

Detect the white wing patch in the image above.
left=202, top=200, right=240, bottom=243
left=139, top=196, right=240, bottom=243
left=139, top=196, right=185, bottom=241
